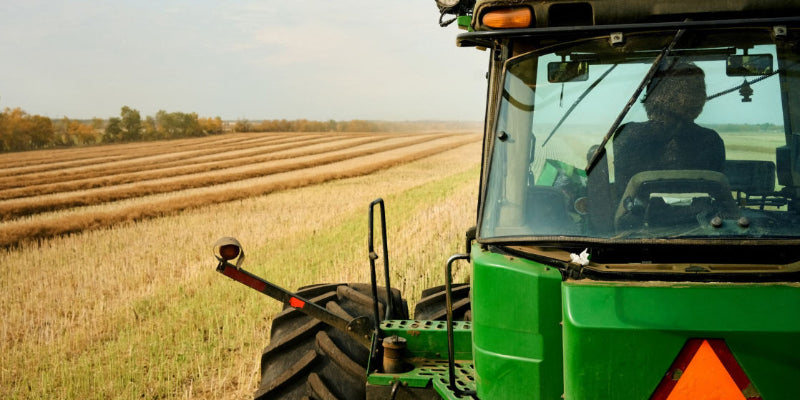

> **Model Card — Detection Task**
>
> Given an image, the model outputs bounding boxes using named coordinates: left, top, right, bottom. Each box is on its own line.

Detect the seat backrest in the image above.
left=724, top=160, right=776, bottom=196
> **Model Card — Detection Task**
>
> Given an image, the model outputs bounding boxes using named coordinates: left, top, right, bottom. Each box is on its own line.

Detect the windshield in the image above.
left=480, top=27, right=800, bottom=244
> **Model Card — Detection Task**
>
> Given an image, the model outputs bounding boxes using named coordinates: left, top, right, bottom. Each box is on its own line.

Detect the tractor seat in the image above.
left=723, top=160, right=784, bottom=209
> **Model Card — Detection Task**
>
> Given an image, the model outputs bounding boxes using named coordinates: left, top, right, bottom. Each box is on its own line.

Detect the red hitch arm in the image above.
left=215, top=260, right=373, bottom=347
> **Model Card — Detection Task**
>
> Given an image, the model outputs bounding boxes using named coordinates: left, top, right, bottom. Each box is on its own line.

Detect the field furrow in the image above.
left=0, top=133, right=480, bottom=247
left=0, top=135, right=396, bottom=199
left=0, top=137, right=206, bottom=169
left=0, top=134, right=335, bottom=190
left=0, top=131, right=296, bottom=168
left=0, top=133, right=322, bottom=180
left=0, top=140, right=175, bottom=168
left=0, top=134, right=452, bottom=220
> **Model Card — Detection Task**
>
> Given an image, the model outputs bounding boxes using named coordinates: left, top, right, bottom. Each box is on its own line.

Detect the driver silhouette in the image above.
left=612, top=62, right=726, bottom=196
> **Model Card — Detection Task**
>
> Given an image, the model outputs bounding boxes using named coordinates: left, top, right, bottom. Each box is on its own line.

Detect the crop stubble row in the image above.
left=0, top=132, right=480, bottom=247
left=0, top=135, right=402, bottom=199
left=0, top=132, right=260, bottom=171
left=0, top=132, right=326, bottom=182
left=0, top=134, right=337, bottom=190
left=0, top=134, right=453, bottom=219
left=0, top=130, right=298, bottom=170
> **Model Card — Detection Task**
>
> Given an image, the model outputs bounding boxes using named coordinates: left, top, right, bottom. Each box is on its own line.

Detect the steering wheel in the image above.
left=614, top=170, right=738, bottom=230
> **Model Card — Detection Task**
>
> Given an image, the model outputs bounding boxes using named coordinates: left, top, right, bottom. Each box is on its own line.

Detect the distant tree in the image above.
left=154, top=110, right=176, bottom=137
left=120, top=106, right=142, bottom=141
left=54, top=117, right=72, bottom=146
left=234, top=119, right=252, bottom=133
left=105, top=117, right=123, bottom=142
left=343, top=119, right=375, bottom=132
left=153, top=110, right=204, bottom=138
left=0, top=111, right=6, bottom=150
left=0, top=108, right=26, bottom=151
left=91, top=117, right=105, bottom=131
left=70, top=119, right=99, bottom=145
left=199, top=116, right=223, bottom=135
left=0, top=108, right=54, bottom=151
left=27, top=115, right=54, bottom=149
left=142, top=115, right=160, bottom=140
left=178, top=112, right=202, bottom=137
left=54, top=117, right=99, bottom=146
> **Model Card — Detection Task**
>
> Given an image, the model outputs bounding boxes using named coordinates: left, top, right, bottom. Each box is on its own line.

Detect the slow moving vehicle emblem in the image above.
left=651, top=339, right=761, bottom=400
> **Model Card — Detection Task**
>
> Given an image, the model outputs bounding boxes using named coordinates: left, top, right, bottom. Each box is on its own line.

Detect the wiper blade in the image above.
left=584, top=27, right=687, bottom=175
left=542, top=64, right=618, bottom=146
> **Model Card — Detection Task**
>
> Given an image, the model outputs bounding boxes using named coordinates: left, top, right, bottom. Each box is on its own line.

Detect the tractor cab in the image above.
left=456, top=1, right=800, bottom=273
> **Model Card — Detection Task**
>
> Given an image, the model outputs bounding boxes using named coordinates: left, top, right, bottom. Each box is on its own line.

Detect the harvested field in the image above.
left=0, top=130, right=482, bottom=399
left=0, top=131, right=480, bottom=248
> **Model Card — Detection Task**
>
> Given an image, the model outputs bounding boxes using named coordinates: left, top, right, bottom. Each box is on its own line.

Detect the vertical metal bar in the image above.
left=368, top=198, right=395, bottom=321
left=368, top=200, right=383, bottom=337
left=446, top=253, right=470, bottom=394
left=377, top=200, right=395, bottom=320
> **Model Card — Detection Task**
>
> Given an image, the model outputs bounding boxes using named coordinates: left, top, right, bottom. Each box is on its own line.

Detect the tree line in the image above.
left=104, top=106, right=223, bottom=142
left=707, top=122, right=783, bottom=133
left=1, top=105, right=468, bottom=153
left=0, top=106, right=223, bottom=152
left=0, top=108, right=105, bottom=152
left=232, top=118, right=381, bottom=133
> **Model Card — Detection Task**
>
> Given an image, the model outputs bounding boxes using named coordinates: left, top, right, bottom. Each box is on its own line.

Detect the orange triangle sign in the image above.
left=666, top=340, right=745, bottom=400
left=651, top=339, right=762, bottom=400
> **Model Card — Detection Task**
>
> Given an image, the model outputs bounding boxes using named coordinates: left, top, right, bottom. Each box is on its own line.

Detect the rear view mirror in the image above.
left=548, top=61, right=589, bottom=82
left=727, top=54, right=773, bottom=76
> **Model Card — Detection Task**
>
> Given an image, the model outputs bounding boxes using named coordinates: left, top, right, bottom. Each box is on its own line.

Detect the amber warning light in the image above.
left=482, top=7, right=533, bottom=29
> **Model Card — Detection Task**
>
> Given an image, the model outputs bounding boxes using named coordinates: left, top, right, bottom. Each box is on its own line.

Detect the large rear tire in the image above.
left=413, top=283, right=471, bottom=321
left=255, top=283, right=408, bottom=400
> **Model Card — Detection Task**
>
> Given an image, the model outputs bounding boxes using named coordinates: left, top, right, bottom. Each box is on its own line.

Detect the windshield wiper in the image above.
left=542, top=64, right=618, bottom=146
left=584, top=27, right=688, bottom=175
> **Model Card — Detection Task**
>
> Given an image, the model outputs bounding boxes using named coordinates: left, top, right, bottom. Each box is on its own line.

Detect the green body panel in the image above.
left=562, top=281, right=800, bottom=399
left=471, top=245, right=564, bottom=400
left=469, top=245, right=800, bottom=399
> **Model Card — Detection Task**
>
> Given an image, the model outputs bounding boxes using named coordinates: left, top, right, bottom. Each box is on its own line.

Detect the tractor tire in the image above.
left=414, top=283, right=471, bottom=321
left=254, top=283, right=408, bottom=400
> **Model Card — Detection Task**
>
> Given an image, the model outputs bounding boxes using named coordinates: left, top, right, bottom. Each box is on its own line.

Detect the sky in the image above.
left=0, top=1, right=488, bottom=121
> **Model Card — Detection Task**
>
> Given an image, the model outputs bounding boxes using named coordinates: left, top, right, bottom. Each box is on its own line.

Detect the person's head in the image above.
left=643, top=62, right=706, bottom=122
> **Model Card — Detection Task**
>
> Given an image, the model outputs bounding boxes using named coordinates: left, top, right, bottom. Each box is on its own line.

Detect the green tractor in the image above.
left=214, top=0, right=800, bottom=398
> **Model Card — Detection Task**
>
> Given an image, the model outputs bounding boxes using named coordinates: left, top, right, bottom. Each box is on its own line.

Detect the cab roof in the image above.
left=470, top=0, right=800, bottom=31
